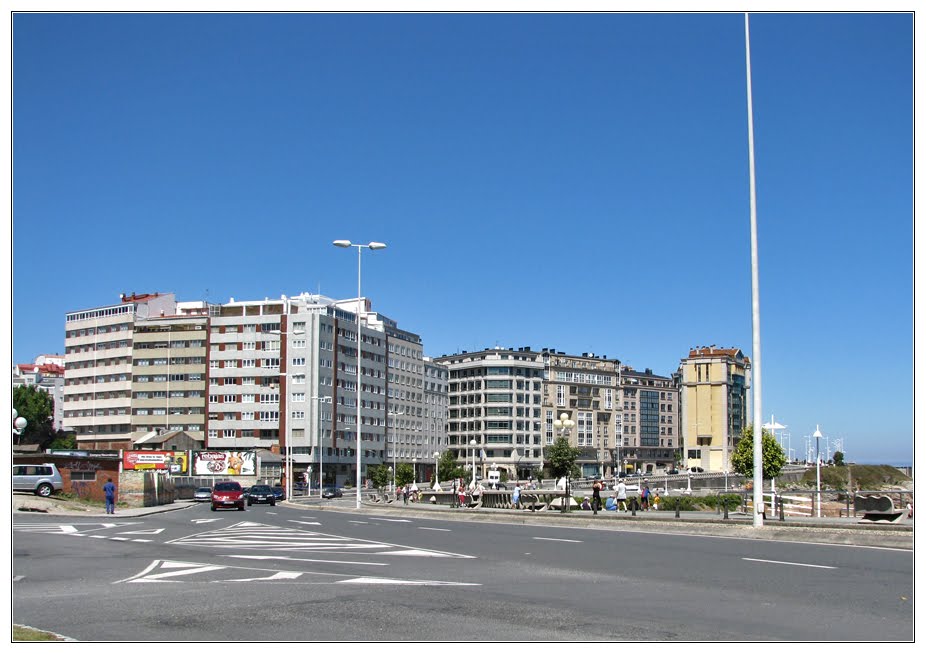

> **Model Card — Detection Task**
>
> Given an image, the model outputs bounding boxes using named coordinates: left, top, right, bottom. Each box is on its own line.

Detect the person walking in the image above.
left=511, top=483, right=521, bottom=510
left=403, top=484, right=410, bottom=505
left=591, top=479, right=602, bottom=515
left=616, top=479, right=628, bottom=512
left=457, top=479, right=467, bottom=508
left=451, top=478, right=459, bottom=508
left=103, top=477, right=117, bottom=515
left=641, top=485, right=650, bottom=511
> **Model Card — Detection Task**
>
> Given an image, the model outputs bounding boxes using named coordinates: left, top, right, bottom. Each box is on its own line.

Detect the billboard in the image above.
left=193, top=450, right=256, bottom=476
left=123, top=450, right=189, bottom=473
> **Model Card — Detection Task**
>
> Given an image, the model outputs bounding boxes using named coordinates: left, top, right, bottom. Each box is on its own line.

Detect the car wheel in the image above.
left=270, top=500, right=275, bottom=506
left=211, top=504, right=217, bottom=511
left=35, top=483, right=53, bottom=498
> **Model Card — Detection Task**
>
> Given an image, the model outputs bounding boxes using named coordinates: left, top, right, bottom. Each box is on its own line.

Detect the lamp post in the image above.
left=312, top=395, right=332, bottom=498
left=334, top=239, right=387, bottom=509
left=433, top=450, right=441, bottom=490
left=814, top=425, right=823, bottom=518
left=412, top=456, right=417, bottom=483
left=470, top=439, right=477, bottom=488
left=388, top=410, right=404, bottom=492
left=13, top=409, right=27, bottom=444
left=553, top=412, right=575, bottom=513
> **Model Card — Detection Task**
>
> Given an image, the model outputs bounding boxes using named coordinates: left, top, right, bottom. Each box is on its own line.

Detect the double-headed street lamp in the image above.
left=333, top=239, right=387, bottom=509
left=553, top=412, right=575, bottom=513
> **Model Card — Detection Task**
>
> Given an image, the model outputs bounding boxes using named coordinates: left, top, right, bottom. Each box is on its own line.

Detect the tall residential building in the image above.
left=544, top=351, right=621, bottom=478
left=64, top=292, right=178, bottom=450
left=617, top=366, right=681, bottom=475
left=679, top=346, right=751, bottom=473
left=63, top=291, right=440, bottom=485
left=437, top=347, right=546, bottom=480
left=130, top=313, right=209, bottom=436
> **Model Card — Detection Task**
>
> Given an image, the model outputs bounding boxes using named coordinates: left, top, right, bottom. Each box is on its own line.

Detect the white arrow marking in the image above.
left=225, top=555, right=387, bottom=567
left=192, top=519, right=223, bottom=524
left=338, top=577, right=480, bottom=586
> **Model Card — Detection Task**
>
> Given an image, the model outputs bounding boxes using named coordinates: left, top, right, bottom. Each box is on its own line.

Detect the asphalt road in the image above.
left=13, top=500, right=913, bottom=641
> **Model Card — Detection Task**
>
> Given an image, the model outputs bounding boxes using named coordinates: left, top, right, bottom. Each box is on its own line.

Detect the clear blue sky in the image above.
left=11, top=12, right=914, bottom=464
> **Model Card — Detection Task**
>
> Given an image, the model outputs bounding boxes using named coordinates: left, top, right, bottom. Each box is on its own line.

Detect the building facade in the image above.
left=678, top=346, right=751, bottom=473
left=617, top=366, right=681, bottom=475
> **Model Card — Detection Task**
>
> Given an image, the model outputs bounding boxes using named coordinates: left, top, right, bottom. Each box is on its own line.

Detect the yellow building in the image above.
left=679, top=346, right=751, bottom=473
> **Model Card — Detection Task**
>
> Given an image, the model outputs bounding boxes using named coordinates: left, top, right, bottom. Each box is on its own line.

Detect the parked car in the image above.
left=322, top=487, right=343, bottom=499
left=246, top=484, right=276, bottom=506
left=12, top=463, right=64, bottom=497
left=211, top=481, right=245, bottom=511
left=193, top=486, right=213, bottom=502
left=667, top=469, right=680, bottom=475
left=689, top=467, right=705, bottom=473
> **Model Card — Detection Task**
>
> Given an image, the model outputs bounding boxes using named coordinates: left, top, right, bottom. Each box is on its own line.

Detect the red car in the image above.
left=211, top=481, right=245, bottom=511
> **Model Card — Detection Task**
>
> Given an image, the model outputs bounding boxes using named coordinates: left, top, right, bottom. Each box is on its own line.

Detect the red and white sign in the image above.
left=193, top=450, right=255, bottom=476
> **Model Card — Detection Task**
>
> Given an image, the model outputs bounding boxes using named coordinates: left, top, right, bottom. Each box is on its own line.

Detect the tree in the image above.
left=368, top=464, right=392, bottom=494
left=833, top=451, right=845, bottom=466
left=546, top=436, right=582, bottom=480
left=394, top=462, right=414, bottom=487
left=730, top=425, right=787, bottom=479
left=13, top=386, right=54, bottom=445
left=47, top=431, right=77, bottom=451
left=437, top=450, right=466, bottom=483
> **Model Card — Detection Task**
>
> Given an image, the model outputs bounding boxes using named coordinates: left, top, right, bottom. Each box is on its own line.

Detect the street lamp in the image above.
left=412, top=456, right=417, bottom=483
left=334, top=239, right=387, bottom=509
left=814, top=425, right=823, bottom=518
left=433, top=450, right=441, bottom=490
left=553, top=412, right=575, bottom=513
left=13, top=409, right=27, bottom=444
left=470, top=439, right=477, bottom=488
left=312, top=395, right=332, bottom=498
left=388, top=410, right=404, bottom=492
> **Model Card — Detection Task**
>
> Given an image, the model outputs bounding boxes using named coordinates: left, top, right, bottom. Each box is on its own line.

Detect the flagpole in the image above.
left=745, top=12, right=764, bottom=528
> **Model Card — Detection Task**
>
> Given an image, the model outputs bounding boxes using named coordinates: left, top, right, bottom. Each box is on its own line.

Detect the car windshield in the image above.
left=214, top=482, right=241, bottom=492
left=251, top=485, right=271, bottom=492
left=196, top=487, right=211, bottom=492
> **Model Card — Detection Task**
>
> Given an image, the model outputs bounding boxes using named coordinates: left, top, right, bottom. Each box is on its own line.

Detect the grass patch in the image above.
left=13, top=625, right=66, bottom=641
left=796, top=464, right=911, bottom=491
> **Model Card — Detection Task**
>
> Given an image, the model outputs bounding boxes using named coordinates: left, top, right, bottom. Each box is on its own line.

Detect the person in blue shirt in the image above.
left=103, top=478, right=116, bottom=514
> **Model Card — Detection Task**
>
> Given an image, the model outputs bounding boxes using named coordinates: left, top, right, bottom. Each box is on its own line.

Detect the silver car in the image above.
left=193, top=486, right=213, bottom=502
left=13, top=463, right=64, bottom=497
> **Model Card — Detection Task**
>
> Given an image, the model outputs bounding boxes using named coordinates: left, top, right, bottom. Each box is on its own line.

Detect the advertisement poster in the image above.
left=123, top=450, right=189, bottom=473
left=193, top=450, right=256, bottom=476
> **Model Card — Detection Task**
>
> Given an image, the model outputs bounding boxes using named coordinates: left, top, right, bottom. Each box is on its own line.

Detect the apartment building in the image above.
left=437, top=346, right=546, bottom=480
left=544, top=351, right=622, bottom=478
left=678, top=346, right=751, bottom=473
left=130, top=314, right=209, bottom=436
left=63, top=293, right=177, bottom=449
left=617, top=366, right=681, bottom=474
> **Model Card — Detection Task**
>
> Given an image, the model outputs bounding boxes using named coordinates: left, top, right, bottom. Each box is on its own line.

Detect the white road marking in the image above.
left=349, top=521, right=368, bottom=524
left=288, top=520, right=322, bottom=526
left=192, top=518, right=223, bottom=524
left=338, top=577, right=480, bottom=586
left=370, top=518, right=412, bottom=523
left=119, top=528, right=165, bottom=535
left=743, top=557, right=837, bottom=569
left=533, top=537, right=583, bottom=543
left=225, top=555, right=387, bottom=566
left=418, top=527, right=451, bottom=532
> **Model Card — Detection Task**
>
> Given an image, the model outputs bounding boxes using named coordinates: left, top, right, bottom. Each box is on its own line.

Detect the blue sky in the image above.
left=11, top=12, right=914, bottom=464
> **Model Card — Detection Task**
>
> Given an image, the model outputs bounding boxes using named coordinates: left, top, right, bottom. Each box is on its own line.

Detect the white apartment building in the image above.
left=63, top=292, right=177, bottom=449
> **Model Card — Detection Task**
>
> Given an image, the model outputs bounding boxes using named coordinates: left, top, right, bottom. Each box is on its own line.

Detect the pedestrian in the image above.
left=103, top=477, right=116, bottom=515
left=458, top=479, right=467, bottom=508
left=580, top=497, right=591, bottom=511
left=512, top=484, right=521, bottom=510
left=653, top=492, right=661, bottom=511
left=616, top=479, right=628, bottom=512
left=451, top=478, right=459, bottom=508
left=396, top=484, right=404, bottom=504
left=642, top=485, right=650, bottom=511
left=592, top=479, right=602, bottom=515
left=605, top=494, right=617, bottom=511
left=403, top=484, right=410, bottom=505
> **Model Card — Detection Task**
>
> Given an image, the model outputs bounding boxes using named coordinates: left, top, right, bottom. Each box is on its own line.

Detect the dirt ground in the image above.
left=12, top=492, right=101, bottom=514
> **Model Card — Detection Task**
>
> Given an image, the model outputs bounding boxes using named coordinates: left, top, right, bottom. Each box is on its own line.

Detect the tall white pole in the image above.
left=355, top=246, right=362, bottom=509
left=745, top=12, right=764, bottom=528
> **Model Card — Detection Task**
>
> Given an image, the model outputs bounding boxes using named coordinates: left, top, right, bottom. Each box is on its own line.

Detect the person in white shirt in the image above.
left=616, top=479, right=628, bottom=512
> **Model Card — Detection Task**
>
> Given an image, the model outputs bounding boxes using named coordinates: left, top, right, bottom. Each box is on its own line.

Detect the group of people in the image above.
left=396, top=484, right=421, bottom=505
left=449, top=478, right=486, bottom=508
